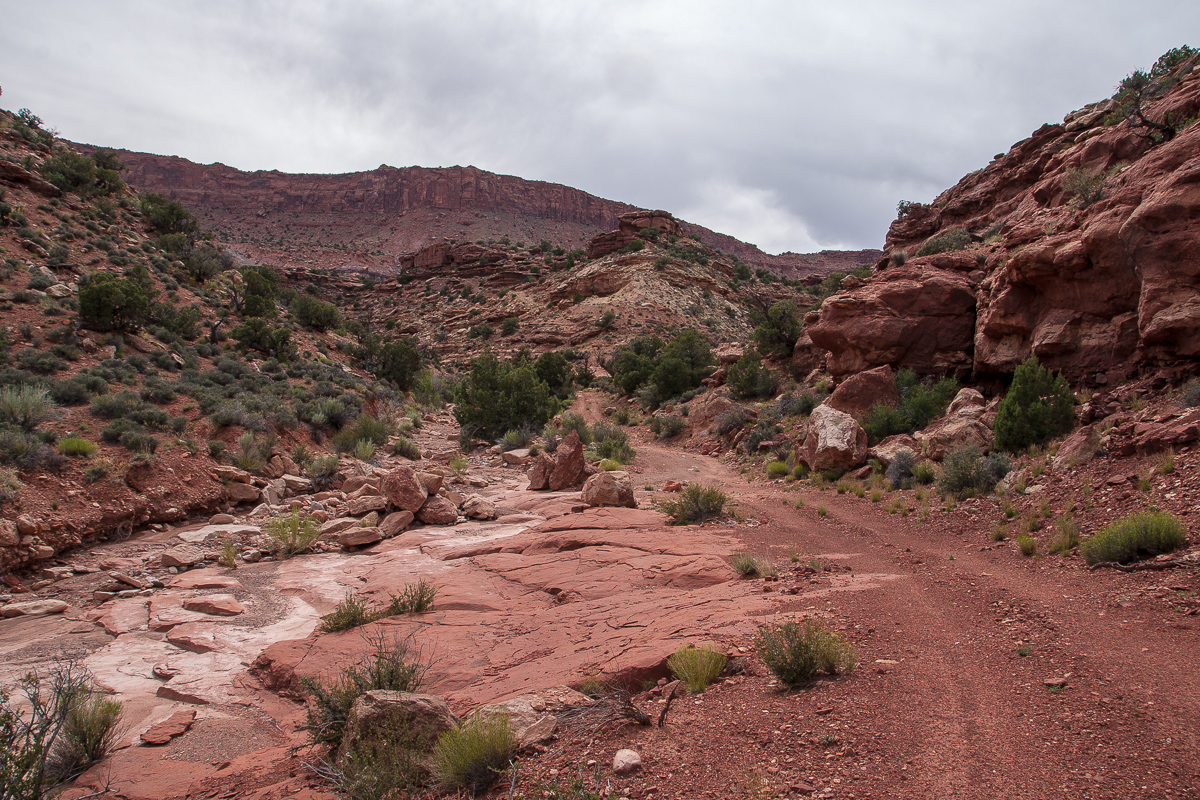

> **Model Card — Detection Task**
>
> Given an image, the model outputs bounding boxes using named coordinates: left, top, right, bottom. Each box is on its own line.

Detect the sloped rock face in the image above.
left=826, top=366, right=898, bottom=420
left=806, top=59, right=1200, bottom=384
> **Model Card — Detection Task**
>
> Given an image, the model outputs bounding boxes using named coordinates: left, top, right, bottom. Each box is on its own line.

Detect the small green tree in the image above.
left=752, top=301, right=801, bottom=358
left=375, top=340, right=421, bottom=390
left=140, top=193, right=197, bottom=237
left=1104, top=46, right=1198, bottom=144
left=453, top=349, right=557, bottom=441
left=534, top=351, right=574, bottom=399
left=993, top=356, right=1074, bottom=452
left=230, top=318, right=292, bottom=359
left=78, top=273, right=150, bottom=332
left=290, top=294, right=342, bottom=331
left=726, top=348, right=778, bottom=399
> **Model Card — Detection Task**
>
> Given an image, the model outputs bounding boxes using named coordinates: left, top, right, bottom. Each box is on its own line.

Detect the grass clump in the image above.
left=591, top=422, right=635, bottom=464
left=916, top=228, right=971, bottom=257
left=264, top=510, right=321, bottom=559
left=1016, top=534, right=1038, bottom=557
left=648, top=414, right=686, bottom=439
left=1047, top=514, right=1080, bottom=556
left=765, top=460, right=789, bottom=479
left=730, top=550, right=772, bottom=577
left=320, top=592, right=379, bottom=633
left=668, top=645, right=728, bottom=693
left=45, top=687, right=124, bottom=784
left=659, top=484, right=726, bottom=525
left=1081, top=510, right=1187, bottom=566
left=754, top=620, right=857, bottom=686
left=432, top=712, right=516, bottom=797
left=56, top=437, right=98, bottom=458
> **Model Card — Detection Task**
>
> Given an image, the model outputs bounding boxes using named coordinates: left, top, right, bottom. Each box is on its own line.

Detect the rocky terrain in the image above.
left=1, top=48, right=1199, bottom=800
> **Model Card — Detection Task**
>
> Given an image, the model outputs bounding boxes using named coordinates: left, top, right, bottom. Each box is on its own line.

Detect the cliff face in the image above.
left=804, top=55, right=1200, bottom=385
left=87, top=148, right=877, bottom=277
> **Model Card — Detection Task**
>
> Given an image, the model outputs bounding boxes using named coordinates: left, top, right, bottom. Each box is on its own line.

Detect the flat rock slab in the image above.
left=1, top=599, right=68, bottom=617
left=166, top=622, right=218, bottom=653
left=175, top=524, right=260, bottom=544
left=90, top=597, right=150, bottom=635
left=182, top=594, right=244, bottom=616
left=338, top=526, right=383, bottom=547
left=168, top=569, right=242, bottom=590
left=161, top=545, right=205, bottom=569
left=140, top=709, right=196, bottom=745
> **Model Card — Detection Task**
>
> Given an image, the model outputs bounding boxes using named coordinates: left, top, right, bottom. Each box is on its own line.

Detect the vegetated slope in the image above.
left=84, top=147, right=879, bottom=279
left=802, top=47, right=1200, bottom=385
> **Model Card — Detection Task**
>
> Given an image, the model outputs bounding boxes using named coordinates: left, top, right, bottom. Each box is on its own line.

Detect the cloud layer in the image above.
left=3, top=1, right=1196, bottom=251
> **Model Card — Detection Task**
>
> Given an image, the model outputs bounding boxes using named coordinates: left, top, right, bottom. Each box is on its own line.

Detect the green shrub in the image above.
left=754, top=620, right=857, bottom=686
left=1048, top=514, right=1080, bottom=556
left=454, top=350, right=558, bottom=442
left=384, top=579, right=437, bottom=615
left=726, top=350, right=779, bottom=399
left=752, top=301, right=801, bottom=359
left=1081, top=510, right=1186, bottom=565
left=307, top=455, right=340, bottom=490
left=591, top=422, right=635, bottom=463
left=331, top=414, right=393, bottom=454
left=392, top=436, right=420, bottom=460
left=993, top=356, right=1074, bottom=452
left=713, top=406, right=752, bottom=436
left=140, top=192, right=196, bottom=237
left=648, top=414, right=686, bottom=439
left=78, top=272, right=150, bottom=332
left=559, top=412, right=592, bottom=445
left=432, top=713, right=516, bottom=796
left=916, top=228, right=971, bottom=257
left=290, top=294, right=342, bottom=331
left=352, top=439, right=376, bottom=462
left=765, top=460, right=789, bottom=479
left=264, top=511, right=321, bottom=558
left=0, top=466, right=23, bottom=501
left=0, top=385, right=56, bottom=430
left=57, top=437, right=97, bottom=458
left=500, top=317, right=520, bottom=336
left=302, top=631, right=429, bottom=748
left=45, top=688, right=123, bottom=783
left=668, top=645, right=727, bottom=693
left=937, top=446, right=1009, bottom=499
left=320, top=592, right=380, bottom=633
left=659, top=484, right=726, bottom=524
left=0, top=428, right=66, bottom=471
left=862, top=368, right=957, bottom=444
left=884, top=449, right=917, bottom=489
left=730, top=550, right=769, bottom=577
left=1016, top=534, right=1038, bottom=557
left=912, top=460, right=936, bottom=484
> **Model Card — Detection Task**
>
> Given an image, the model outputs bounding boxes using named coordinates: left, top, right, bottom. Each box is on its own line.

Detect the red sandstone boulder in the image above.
left=383, top=466, right=428, bottom=512
left=549, top=431, right=586, bottom=491
left=417, top=496, right=459, bottom=525
left=806, top=266, right=977, bottom=377
left=826, top=366, right=898, bottom=421
left=582, top=472, right=637, bottom=508
left=527, top=453, right=554, bottom=491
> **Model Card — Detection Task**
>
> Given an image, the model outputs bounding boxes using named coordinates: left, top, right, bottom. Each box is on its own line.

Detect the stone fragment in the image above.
left=110, top=571, right=151, bottom=589
left=208, top=513, right=235, bottom=525
left=947, top=387, right=986, bottom=415
left=321, top=517, right=359, bottom=535
left=281, top=474, right=314, bottom=493
left=548, top=431, right=585, bottom=490
left=141, top=709, right=196, bottom=745
left=166, top=622, right=217, bottom=653
left=161, top=545, right=204, bottom=569
left=416, top=471, right=445, bottom=495
left=168, top=569, right=241, bottom=590
left=416, top=496, right=458, bottom=525
left=345, top=495, right=388, bottom=517
left=922, top=416, right=993, bottom=461
left=613, top=748, right=642, bottom=775
left=382, top=466, right=428, bottom=512
left=1052, top=424, right=1102, bottom=471
left=15, top=515, right=39, bottom=535
left=181, top=594, right=244, bottom=616
left=461, top=494, right=497, bottom=520
left=0, top=520, right=18, bottom=547
left=501, top=450, right=531, bottom=465
left=662, top=480, right=683, bottom=492
left=380, top=511, right=414, bottom=537
left=223, top=482, right=261, bottom=503
left=339, top=526, right=383, bottom=547
left=527, top=453, right=554, bottom=491
left=213, top=466, right=253, bottom=483
left=582, top=471, right=637, bottom=508
left=359, top=511, right=380, bottom=527
left=0, top=599, right=68, bottom=618
left=869, top=435, right=921, bottom=467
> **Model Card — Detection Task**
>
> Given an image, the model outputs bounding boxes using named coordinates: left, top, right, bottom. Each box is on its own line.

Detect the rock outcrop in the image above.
left=581, top=471, right=637, bottom=508
left=802, top=56, right=1200, bottom=385
left=799, top=405, right=869, bottom=471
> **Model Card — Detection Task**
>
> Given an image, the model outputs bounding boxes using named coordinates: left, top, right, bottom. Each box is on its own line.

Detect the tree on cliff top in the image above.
left=1105, top=45, right=1198, bottom=144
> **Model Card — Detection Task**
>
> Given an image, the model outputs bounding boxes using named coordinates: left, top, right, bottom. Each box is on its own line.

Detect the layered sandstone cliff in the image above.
left=804, top=56, right=1200, bottom=385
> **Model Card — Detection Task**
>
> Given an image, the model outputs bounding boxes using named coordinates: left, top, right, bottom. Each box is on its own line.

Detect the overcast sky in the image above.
left=3, top=2, right=1195, bottom=253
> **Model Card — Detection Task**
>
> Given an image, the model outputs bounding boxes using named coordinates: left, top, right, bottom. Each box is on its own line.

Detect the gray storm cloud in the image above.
left=2, top=0, right=1196, bottom=251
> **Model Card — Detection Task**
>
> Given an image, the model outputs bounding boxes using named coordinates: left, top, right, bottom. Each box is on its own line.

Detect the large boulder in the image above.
left=826, top=366, right=898, bottom=421
left=548, top=430, right=585, bottom=491
left=380, top=511, right=414, bottom=538
left=947, top=387, right=986, bottom=416
left=527, top=453, right=554, bottom=491
left=338, top=691, right=457, bottom=767
left=806, top=266, right=977, bottom=377
left=416, top=496, right=458, bottom=525
left=382, top=466, right=428, bottom=512
left=461, top=494, right=498, bottom=520
left=581, top=471, right=637, bottom=508
left=921, top=416, right=993, bottom=461
left=869, top=434, right=921, bottom=467
left=799, top=405, right=868, bottom=471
